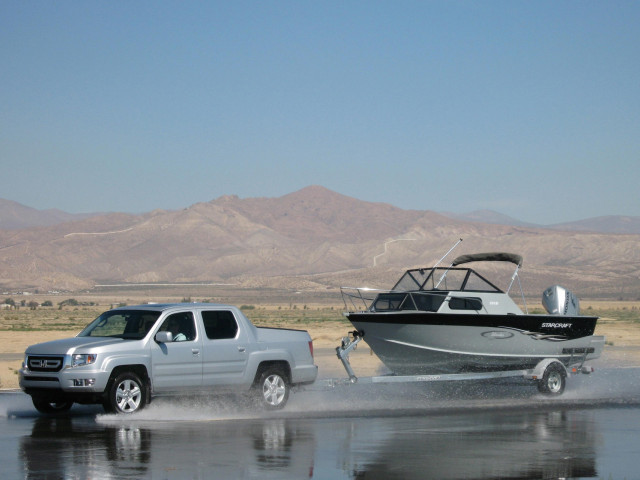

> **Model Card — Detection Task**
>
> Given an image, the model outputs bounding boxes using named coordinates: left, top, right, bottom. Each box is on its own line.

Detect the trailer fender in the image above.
left=524, top=358, right=567, bottom=381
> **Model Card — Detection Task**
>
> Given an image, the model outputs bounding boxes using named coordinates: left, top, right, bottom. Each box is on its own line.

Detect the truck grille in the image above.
left=27, top=356, right=64, bottom=372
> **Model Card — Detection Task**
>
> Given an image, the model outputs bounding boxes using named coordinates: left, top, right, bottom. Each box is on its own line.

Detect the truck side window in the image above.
left=159, top=312, right=196, bottom=341
left=202, top=311, right=239, bottom=340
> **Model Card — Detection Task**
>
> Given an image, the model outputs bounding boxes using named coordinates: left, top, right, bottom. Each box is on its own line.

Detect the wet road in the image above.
left=3, top=365, right=640, bottom=479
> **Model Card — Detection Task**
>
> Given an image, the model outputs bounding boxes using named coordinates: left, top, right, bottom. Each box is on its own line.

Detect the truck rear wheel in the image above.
left=256, top=368, right=290, bottom=410
left=104, top=372, right=147, bottom=414
left=32, top=397, right=74, bottom=414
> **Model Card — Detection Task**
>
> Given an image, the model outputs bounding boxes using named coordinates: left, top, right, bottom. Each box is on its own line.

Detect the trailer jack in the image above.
left=336, top=330, right=365, bottom=383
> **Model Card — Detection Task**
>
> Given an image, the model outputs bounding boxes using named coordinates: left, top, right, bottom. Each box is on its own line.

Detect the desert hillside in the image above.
left=1, top=186, right=639, bottom=298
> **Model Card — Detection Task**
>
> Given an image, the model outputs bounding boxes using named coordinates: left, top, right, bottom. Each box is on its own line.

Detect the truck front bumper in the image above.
left=19, top=365, right=109, bottom=395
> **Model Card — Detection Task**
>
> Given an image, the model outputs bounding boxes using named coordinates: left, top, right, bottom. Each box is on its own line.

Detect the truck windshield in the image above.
left=78, top=310, right=161, bottom=339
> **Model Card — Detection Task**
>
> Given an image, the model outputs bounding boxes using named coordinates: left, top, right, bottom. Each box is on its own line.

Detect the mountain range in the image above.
left=439, top=210, right=640, bottom=234
left=1, top=186, right=639, bottom=298
left=0, top=199, right=100, bottom=230
left=3, top=195, right=640, bottom=234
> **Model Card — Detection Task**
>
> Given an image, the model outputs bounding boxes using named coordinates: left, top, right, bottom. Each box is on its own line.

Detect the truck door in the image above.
left=201, top=310, right=249, bottom=386
left=151, top=311, right=203, bottom=392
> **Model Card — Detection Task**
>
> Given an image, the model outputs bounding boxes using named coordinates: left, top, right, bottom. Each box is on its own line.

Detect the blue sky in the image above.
left=1, top=1, right=638, bottom=224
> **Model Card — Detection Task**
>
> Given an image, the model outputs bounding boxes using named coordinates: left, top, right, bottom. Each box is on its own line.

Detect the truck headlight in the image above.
left=71, top=354, right=97, bottom=367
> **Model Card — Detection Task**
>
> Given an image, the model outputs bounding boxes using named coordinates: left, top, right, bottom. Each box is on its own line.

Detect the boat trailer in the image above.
left=325, top=330, right=595, bottom=396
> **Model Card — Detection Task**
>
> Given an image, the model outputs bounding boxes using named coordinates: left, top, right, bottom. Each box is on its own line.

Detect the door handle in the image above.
left=192, top=349, right=200, bottom=356
left=238, top=346, right=246, bottom=353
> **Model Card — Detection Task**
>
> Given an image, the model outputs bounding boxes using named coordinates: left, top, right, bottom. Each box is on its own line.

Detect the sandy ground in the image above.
left=2, top=321, right=639, bottom=390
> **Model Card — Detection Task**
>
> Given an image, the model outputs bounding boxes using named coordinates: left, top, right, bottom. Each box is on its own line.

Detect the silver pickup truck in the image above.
left=19, top=303, right=318, bottom=414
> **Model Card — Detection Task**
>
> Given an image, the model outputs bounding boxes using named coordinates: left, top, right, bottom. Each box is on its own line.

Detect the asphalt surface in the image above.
left=3, top=364, right=640, bottom=479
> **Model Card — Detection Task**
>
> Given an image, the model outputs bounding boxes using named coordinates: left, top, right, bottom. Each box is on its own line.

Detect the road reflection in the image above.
left=18, top=406, right=604, bottom=479
left=336, top=410, right=598, bottom=479
left=20, top=413, right=316, bottom=479
left=20, top=416, right=152, bottom=478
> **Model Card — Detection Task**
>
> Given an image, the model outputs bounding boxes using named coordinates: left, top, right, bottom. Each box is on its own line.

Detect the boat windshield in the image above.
left=392, top=267, right=502, bottom=293
left=370, top=292, right=447, bottom=312
left=78, top=310, right=161, bottom=339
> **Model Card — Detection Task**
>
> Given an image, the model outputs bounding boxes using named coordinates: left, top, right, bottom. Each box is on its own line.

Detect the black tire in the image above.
left=104, top=371, right=147, bottom=414
left=32, top=397, right=74, bottom=414
left=255, top=368, right=290, bottom=410
left=537, top=363, right=566, bottom=395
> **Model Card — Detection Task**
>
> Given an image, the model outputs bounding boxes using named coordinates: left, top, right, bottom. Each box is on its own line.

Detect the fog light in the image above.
left=73, top=378, right=96, bottom=387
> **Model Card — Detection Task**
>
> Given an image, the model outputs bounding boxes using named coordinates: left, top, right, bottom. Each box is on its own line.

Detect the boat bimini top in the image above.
left=451, top=252, right=523, bottom=267
left=341, top=251, right=529, bottom=314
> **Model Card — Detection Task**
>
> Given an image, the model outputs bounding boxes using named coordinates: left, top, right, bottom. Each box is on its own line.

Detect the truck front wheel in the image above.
left=256, top=368, right=290, bottom=410
left=104, top=372, right=147, bottom=414
left=32, top=397, right=73, bottom=414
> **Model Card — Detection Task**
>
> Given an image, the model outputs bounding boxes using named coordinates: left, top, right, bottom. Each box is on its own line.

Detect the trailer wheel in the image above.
left=32, top=397, right=74, bottom=414
left=537, top=363, right=566, bottom=395
left=104, top=371, right=147, bottom=414
left=255, top=368, right=290, bottom=410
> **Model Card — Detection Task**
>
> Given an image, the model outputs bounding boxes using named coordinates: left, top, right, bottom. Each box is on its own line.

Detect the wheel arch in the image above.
left=104, top=364, right=151, bottom=399
left=252, top=360, right=291, bottom=387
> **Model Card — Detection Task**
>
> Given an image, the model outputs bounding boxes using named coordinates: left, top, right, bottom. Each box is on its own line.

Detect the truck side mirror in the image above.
left=155, top=331, right=173, bottom=343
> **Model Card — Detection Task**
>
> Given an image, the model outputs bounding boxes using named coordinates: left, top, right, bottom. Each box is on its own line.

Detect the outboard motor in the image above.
left=542, top=285, right=580, bottom=315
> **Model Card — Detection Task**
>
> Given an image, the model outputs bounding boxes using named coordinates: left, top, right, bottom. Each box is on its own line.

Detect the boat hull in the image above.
left=347, top=312, right=604, bottom=375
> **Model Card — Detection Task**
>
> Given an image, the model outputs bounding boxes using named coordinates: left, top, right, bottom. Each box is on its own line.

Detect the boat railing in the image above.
left=340, top=287, right=390, bottom=312
left=341, top=287, right=451, bottom=313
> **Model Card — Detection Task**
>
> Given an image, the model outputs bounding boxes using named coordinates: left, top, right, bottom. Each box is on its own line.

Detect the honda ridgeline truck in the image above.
left=19, top=303, right=318, bottom=414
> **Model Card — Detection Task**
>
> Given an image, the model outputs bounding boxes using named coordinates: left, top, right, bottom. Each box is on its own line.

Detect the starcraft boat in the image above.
left=341, top=251, right=604, bottom=375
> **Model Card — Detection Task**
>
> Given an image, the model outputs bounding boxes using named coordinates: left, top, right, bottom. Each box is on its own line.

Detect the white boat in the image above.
left=341, top=251, right=604, bottom=379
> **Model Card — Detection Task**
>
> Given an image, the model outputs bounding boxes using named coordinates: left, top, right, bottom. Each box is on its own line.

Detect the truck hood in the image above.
left=25, top=337, right=128, bottom=355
